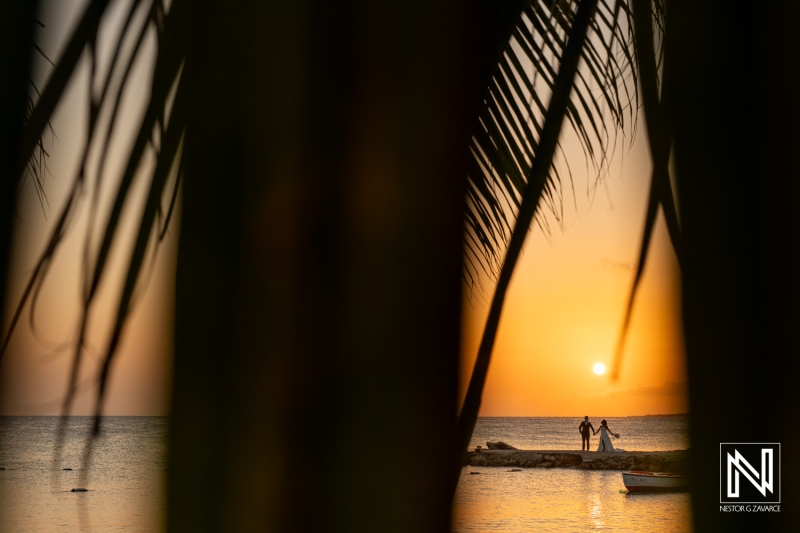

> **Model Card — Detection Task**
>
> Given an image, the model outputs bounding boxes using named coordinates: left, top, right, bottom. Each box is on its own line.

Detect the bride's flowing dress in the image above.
left=597, top=427, right=614, bottom=451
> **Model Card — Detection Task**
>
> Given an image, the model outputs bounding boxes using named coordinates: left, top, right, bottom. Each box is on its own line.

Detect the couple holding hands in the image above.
left=578, top=416, right=621, bottom=452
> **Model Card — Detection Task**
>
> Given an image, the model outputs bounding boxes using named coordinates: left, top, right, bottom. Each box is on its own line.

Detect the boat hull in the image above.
left=622, top=471, right=689, bottom=493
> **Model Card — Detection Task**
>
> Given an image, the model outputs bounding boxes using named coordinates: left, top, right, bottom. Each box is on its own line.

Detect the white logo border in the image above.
left=719, top=442, right=781, bottom=504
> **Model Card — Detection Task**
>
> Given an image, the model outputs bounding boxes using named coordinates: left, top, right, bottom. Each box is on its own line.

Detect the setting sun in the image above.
left=593, top=363, right=606, bottom=375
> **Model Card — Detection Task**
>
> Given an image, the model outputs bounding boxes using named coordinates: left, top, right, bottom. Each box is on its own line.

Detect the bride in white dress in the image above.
left=595, top=419, right=618, bottom=451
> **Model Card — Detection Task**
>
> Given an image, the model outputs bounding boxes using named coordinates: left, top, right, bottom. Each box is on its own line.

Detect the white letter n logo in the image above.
left=727, top=449, right=773, bottom=497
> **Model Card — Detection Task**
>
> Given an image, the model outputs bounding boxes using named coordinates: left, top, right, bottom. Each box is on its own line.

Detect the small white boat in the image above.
left=622, top=471, right=689, bottom=493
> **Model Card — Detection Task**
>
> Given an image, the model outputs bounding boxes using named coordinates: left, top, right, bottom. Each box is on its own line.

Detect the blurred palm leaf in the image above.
left=2, top=0, right=186, bottom=427
left=610, top=0, right=677, bottom=378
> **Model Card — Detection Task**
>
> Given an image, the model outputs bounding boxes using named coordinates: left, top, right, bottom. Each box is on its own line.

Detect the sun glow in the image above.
left=593, top=363, right=606, bottom=375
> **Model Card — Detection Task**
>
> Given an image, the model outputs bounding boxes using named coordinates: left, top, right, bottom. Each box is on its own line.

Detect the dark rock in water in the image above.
left=63, top=468, right=73, bottom=471
left=508, top=468, right=522, bottom=472
left=71, top=488, right=88, bottom=492
left=469, top=471, right=481, bottom=475
left=486, top=441, right=518, bottom=450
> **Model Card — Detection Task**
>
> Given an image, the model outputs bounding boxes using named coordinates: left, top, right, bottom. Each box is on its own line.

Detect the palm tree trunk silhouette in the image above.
left=669, top=0, right=800, bottom=530
left=167, top=1, right=468, bottom=531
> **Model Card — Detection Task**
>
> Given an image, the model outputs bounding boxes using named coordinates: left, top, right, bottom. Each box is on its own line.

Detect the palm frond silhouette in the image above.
left=6, top=0, right=797, bottom=531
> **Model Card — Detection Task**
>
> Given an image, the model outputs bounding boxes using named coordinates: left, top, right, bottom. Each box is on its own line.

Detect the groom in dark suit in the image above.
left=578, top=416, right=594, bottom=451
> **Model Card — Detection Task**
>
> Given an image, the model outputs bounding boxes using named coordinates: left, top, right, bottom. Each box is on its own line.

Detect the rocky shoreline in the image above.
left=465, top=448, right=688, bottom=473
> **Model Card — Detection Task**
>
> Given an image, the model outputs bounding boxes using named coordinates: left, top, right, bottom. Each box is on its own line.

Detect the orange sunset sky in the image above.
left=1, top=0, right=687, bottom=418
left=460, top=128, right=687, bottom=416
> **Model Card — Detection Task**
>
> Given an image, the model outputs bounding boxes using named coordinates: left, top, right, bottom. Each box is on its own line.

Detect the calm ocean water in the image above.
left=0, top=416, right=690, bottom=532
left=0, top=417, right=167, bottom=532
left=454, top=416, right=692, bottom=533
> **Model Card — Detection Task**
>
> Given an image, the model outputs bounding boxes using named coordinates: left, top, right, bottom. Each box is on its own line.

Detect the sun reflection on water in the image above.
left=453, top=467, right=691, bottom=532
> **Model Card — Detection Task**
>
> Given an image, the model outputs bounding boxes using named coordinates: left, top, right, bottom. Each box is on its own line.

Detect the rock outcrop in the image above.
left=465, top=449, right=687, bottom=473
left=485, top=441, right=518, bottom=450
